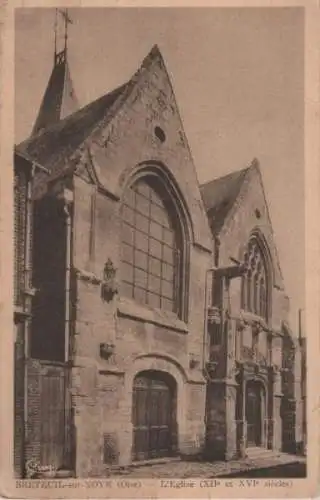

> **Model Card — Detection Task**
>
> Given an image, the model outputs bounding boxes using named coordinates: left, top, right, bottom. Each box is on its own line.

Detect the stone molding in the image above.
left=133, top=351, right=206, bottom=385
left=207, top=377, right=239, bottom=387
left=72, top=355, right=125, bottom=376
left=117, top=297, right=189, bottom=333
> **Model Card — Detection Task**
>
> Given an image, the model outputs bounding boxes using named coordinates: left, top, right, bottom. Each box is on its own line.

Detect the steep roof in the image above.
left=16, top=45, right=162, bottom=181
left=19, top=82, right=128, bottom=172
left=200, top=166, right=250, bottom=234
left=31, top=49, right=80, bottom=136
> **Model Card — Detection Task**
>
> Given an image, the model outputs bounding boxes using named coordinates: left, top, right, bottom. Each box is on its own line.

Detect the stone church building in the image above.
left=14, top=41, right=304, bottom=478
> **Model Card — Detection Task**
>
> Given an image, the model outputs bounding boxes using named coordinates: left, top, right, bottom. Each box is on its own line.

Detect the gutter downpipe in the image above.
left=63, top=201, right=72, bottom=366
left=58, top=188, right=73, bottom=470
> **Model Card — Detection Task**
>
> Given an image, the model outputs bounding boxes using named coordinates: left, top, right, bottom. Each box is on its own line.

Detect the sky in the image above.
left=15, top=7, right=305, bottom=332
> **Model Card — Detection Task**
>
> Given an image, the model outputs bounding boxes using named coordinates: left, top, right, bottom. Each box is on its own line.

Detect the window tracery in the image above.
left=241, top=238, right=268, bottom=320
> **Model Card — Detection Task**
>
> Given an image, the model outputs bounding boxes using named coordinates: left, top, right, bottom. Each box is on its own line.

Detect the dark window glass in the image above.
left=211, top=323, right=221, bottom=346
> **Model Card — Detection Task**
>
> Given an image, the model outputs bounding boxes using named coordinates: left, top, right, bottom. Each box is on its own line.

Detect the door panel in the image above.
left=26, top=359, right=72, bottom=470
left=246, top=382, right=262, bottom=447
left=132, top=372, right=176, bottom=461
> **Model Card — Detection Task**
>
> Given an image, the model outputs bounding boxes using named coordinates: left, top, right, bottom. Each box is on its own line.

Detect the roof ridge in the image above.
left=23, top=44, right=163, bottom=147
left=64, top=44, right=167, bottom=155
left=17, top=82, right=128, bottom=150
left=16, top=44, right=178, bottom=195
left=200, top=165, right=250, bottom=189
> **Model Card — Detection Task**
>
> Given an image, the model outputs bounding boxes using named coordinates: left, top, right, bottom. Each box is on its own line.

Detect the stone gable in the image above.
left=215, top=163, right=288, bottom=331
left=83, top=47, right=213, bottom=253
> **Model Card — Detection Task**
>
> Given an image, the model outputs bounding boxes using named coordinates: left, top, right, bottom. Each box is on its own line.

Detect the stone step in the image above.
left=55, top=469, right=74, bottom=478
left=246, top=447, right=279, bottom=459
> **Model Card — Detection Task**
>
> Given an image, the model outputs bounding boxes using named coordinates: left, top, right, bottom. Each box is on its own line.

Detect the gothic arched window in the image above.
left=241, top=238, right=269, bottom=321
left=120, top=176, right=185, bottom=318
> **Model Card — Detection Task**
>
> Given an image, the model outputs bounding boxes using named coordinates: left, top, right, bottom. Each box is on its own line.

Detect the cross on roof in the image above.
left=54, top=8, right=73, bottom=57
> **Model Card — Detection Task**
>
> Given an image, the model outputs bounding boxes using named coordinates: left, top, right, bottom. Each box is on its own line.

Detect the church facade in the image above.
left=14, top=42, right=304, bottom=478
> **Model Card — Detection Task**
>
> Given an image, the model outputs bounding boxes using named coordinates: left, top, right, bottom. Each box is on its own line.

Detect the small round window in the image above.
left=154, top=126, right=166, bottom=143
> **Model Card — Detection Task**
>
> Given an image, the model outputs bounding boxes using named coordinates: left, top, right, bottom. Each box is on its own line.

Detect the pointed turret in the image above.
left=31, top=9, right=79, bottom=136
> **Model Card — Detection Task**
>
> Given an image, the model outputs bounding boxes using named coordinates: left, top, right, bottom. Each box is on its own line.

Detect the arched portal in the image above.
left=132, top=370, right=178, bottom=461
left=245, top=380, right=266, bottom=447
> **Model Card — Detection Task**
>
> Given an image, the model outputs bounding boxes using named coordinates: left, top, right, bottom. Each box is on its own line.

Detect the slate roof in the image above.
left=18, top=82, right=128, bottom=173
left=16, top=45, right=163, bottom=183
left=32, top=50, right=80, bottom=136
left=200, top=166, right=250, bottom=234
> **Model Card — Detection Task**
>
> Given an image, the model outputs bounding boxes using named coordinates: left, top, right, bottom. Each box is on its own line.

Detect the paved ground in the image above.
left=112, top=453, right=306, bottom=478
left=219, top=461, right=306, bottom=478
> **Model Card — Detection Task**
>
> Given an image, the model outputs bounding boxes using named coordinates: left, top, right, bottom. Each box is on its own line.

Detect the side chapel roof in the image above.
left=201, top=159, right=286, bottom=291
left=200, top=165, right=251, bottom=234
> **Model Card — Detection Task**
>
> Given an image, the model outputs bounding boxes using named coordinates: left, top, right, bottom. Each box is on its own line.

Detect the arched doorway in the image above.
left=132, top=370, right=177, bottom=461
left=246, top=380, right=265, bottom=447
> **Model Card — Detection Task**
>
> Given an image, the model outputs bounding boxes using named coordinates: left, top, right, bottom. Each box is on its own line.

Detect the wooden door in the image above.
left=40, top=363, right=71, bottom=468
left=132, top=372, right=176, bottom=461
left=246, top=381, right=262, bottom=447
left=282, top=398, right=296, bottom=453
left=27, top=360, right=72, bottom=470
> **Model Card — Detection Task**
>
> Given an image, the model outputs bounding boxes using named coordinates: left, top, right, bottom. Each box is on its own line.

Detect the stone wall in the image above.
left=69, top=53, right=213, bottom=474
left=72, top=235, right=210, bottom=475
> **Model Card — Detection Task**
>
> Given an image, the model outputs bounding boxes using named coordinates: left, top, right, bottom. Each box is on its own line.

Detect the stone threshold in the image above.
left=131, top=456, right=181, bottom=468
left=216, top=454, right=306, bottom=478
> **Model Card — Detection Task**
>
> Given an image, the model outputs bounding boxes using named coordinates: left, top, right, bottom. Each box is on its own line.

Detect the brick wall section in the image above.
left=25, top=359, right=42, bottom=464
left=14, top=165, right=27, bottom=306
left=13, top=159, right=32, bottom=477
left=14, top=325, right=25, bottom=477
